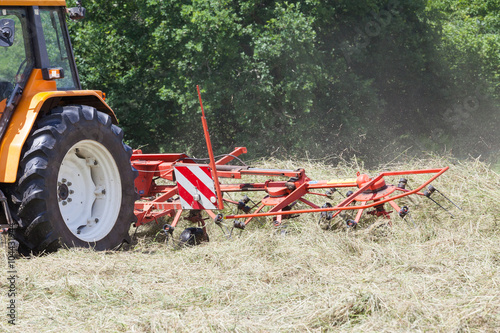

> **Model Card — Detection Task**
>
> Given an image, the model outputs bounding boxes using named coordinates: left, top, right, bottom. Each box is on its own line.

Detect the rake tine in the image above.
left=248, top=198, right=261, bottom=210
left=405, top=212, right=416, bottom=227
left=214, top=213, right=232, bottom=239
left=434, top=188, right=463, bottom=211
left=427, top=196, right=455, bottom=218
left=217, top=223, right=232, bottom=239
left=326, top=187, right=345, bottom=199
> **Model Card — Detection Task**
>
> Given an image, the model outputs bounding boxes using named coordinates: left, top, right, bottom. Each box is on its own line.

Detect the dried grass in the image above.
left=1, top=157, right=499, bottom=332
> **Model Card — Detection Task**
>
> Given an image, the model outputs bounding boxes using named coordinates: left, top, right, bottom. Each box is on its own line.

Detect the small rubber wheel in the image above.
left=179, top=227, right=208, bottom=246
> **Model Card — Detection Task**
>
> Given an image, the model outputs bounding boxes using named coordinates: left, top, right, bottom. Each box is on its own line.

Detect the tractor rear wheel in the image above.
left=12, top=105, right=137, bottom=254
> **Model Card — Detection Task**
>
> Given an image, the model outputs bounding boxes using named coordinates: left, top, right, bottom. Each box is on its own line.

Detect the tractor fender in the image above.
left=0, top=71, right=118, bottom=183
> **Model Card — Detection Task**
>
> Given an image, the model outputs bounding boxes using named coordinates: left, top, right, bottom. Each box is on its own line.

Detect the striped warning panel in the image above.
left=174, top=165, right=218, bottom=210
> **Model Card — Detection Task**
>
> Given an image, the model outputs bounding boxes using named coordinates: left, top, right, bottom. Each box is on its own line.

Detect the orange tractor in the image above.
left=0, top=1, right=136, bottom=254
left=0, top=1, right=458, bottom=254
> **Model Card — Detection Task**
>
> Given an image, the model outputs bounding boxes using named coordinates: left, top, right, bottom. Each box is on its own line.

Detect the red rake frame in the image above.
left=132, top=147, right=449, bottom=232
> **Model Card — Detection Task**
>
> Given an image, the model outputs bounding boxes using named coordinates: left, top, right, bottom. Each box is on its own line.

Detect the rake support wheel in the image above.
left=179, top=227, right=208, bottom=246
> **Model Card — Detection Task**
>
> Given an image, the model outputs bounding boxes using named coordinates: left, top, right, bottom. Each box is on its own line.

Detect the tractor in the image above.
left=0, top=1, right=136, bottom=254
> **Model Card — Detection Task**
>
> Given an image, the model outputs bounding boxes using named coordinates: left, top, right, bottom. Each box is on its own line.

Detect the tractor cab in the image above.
left=0, top=3, right=81, bottom=117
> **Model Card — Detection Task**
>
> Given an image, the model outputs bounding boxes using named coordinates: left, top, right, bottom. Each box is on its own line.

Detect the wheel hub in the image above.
left=58, top=183, right=69, bottom=201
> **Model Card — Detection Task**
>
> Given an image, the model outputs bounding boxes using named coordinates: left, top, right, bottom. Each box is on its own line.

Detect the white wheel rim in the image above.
left=57, top=140, right=122, bottom=242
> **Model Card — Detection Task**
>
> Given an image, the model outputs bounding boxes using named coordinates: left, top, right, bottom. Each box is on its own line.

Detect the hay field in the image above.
left=1, top=157, right=499, bottom=332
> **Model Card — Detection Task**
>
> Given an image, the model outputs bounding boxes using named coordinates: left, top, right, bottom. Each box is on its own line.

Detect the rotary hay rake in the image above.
left=131, top=87, right=460, bottom=245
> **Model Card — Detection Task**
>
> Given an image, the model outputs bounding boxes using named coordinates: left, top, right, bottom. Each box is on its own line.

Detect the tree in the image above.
left=68, top=0, right=500, bottom=164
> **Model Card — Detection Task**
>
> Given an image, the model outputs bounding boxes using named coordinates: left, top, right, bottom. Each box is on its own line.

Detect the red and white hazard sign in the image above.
left=174, top=165, right=218, bottom=210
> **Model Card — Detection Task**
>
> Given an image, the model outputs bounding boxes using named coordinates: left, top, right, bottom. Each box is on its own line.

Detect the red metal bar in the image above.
left=298, top=197, right=320, bottom=209
left=131, top=153, right=190, bottom=162
left=388, top=200, right=402, bottom=213
left=240, top=168, right=304, bottom=178
left=170, top=210, right=183, bottom=228
left=215, top=147, right=248, bottom=165
left=134, top=201, right=181, bottom=210
left=204, top=210, right=218, bottom=220
left=354, top=208, right=364, bottom=223
left=197, top=85, right=224, bottom=210
left=245, top=204, right=265, bottom=225
left=266, top=183, right=309, bottom=214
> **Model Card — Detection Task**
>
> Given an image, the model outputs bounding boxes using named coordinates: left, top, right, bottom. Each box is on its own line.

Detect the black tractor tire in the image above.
left=12, top=105, right=137, bottom=254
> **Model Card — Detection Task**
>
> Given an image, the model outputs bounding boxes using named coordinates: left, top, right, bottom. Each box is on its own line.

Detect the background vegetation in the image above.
left=68, top=0, right=500, bottom=167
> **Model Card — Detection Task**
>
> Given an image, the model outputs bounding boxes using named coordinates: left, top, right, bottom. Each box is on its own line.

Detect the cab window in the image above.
left=0, top=8, right=33, bottom=101
left=40, top=8, right=77, bottom=90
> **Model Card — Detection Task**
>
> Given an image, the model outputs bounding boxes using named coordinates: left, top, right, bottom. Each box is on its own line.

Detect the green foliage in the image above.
left=424, top=0, right=500, bottom=158
left=68, top=0, right=500, bottom=164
